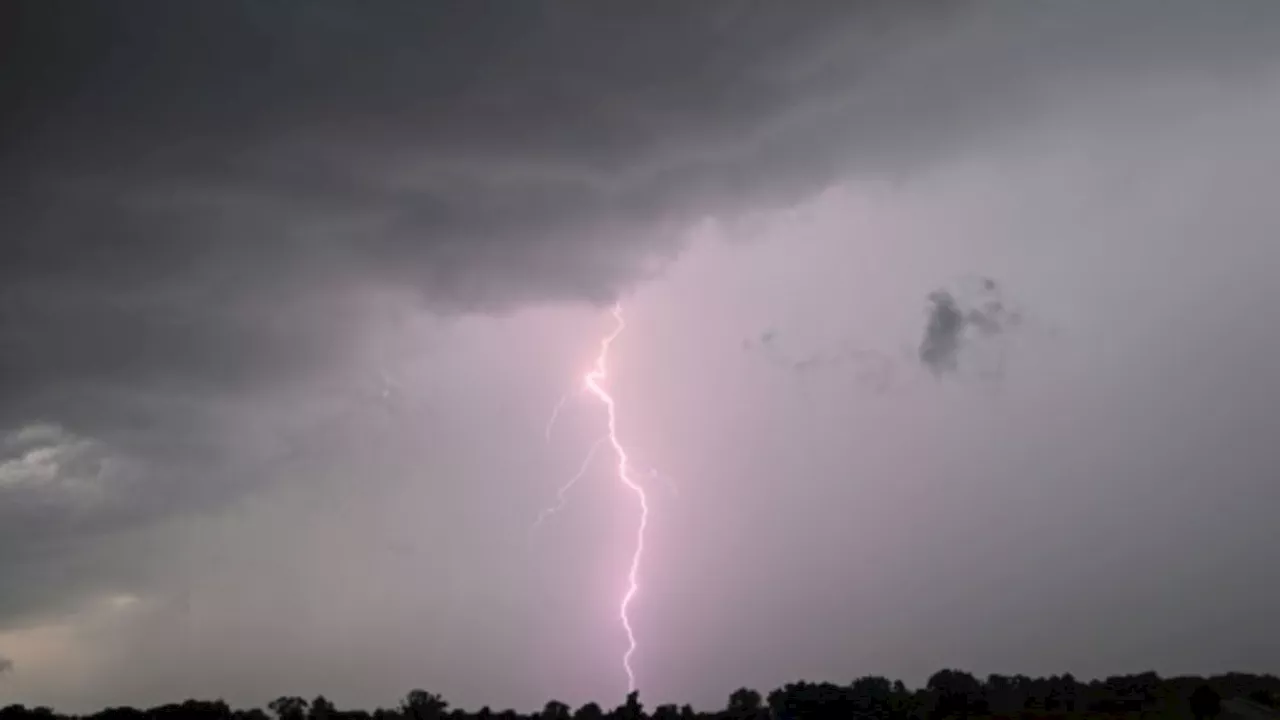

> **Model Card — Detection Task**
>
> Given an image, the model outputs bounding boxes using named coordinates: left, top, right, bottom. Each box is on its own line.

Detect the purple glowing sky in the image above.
left=2, top=1, right=1280, bottom=713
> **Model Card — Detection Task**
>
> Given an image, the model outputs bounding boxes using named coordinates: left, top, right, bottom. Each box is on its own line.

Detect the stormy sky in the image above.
left=3, top=0, right=1280, bottom=712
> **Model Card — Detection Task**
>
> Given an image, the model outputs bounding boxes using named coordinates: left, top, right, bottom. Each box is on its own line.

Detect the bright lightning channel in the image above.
left=538, top=303, right=650, bottom=695
left=584, top=304, right=649, bottom=694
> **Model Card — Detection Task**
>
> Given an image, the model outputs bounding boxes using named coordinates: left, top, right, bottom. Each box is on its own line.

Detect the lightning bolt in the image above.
left=544, top=393, right=571, bottom=442
left=584, top=304, right=649, bottom=694
left=534, top=435, right=607, bottom=528
left=539, top=303, right=650, bottom=694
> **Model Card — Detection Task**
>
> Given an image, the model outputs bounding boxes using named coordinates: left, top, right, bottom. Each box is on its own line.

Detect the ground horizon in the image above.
left=2, top=668, right=1278, bottom=719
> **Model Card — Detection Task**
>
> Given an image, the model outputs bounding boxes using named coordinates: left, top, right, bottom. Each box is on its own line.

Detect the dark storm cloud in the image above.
left=5, top=0, right=1278, bottom=414
left=0, top=1, right=958, bottom=430
left=0, top=656, right=12, bottom=675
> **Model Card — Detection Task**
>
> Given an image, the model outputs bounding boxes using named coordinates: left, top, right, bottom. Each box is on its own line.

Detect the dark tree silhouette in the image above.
left=648, top=705, right=678, bottom=720
left=401, top=692, right=447, bottom=720
left=540, top=701, right=569, bottom=720
left=1249, top=689, right=1278, bottom=708
left=609, top=691, right=641, bottom=720
left=1190, top=684, right=1221, bottom=720
left=925, top=668, right=982, bottom=718
left=2, top=667, right=1280, bottom=720
left=849, top=676, right=892, bottom=714
left=269, top=698, right=308, bottom=720
left=308, top=697, right=335, bottom=720
left=724, top=688, right=762, bottom=720
left=570, top=703, right=601, bottom=720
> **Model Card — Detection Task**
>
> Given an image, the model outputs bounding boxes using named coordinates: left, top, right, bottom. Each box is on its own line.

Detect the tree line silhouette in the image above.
left=3, top=669, right=1278, bottom=720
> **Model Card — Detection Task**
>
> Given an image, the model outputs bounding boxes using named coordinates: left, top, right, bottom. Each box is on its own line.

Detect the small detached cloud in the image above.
left=919, top=291, right=968, bottom=377
left=0, top=423, right=119, bottom=507
left=918, top=276, right=1023, bottom=380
